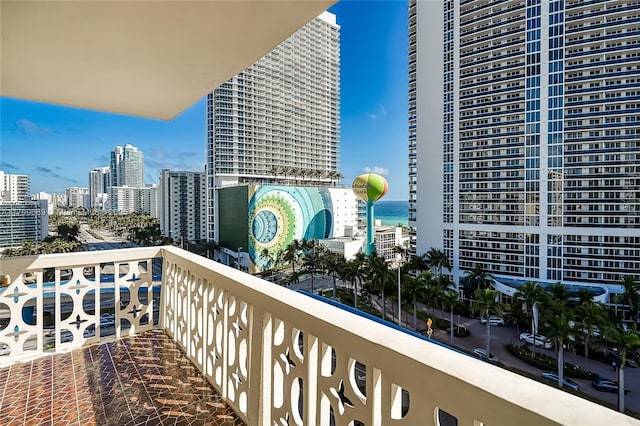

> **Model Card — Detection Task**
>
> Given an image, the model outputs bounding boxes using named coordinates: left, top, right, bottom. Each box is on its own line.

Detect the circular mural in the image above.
left=252, top=210, right=278, bottom=243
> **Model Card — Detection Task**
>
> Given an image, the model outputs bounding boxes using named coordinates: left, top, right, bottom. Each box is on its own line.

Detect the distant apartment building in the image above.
left=206, top=11, right=340, bottom=243
left=374, top=225, right=408, bottom=263
left=159, top=169, right=206, bottom=243
left=89, top=166, right=111, bottom=210
left=111, top=185, right=159, bottom=216
left=0, top=171, right=30, bottom=202
left=409, top=0, right=640, bottom=295
left=0, top=199, right=48, bottom=249
left=105, top=144, right=156, bottom=214
left=66, top=186, right=90, bottom=209
left=110, top=144, right=144, bottom=188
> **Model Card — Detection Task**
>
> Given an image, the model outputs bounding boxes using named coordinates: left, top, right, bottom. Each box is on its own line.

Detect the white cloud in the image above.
left=364, top=166, right=389, bottom=175
left=16, top=118, right=53, bottom=135
left=368, top=105, right=387, bottom=121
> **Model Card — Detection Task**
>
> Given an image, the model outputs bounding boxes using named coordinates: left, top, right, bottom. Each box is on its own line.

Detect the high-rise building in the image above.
left=0, top=171, right=30, bottom=202
left=159, top=169, right=206, bottom=243
left=110, top=144, right=144, bottom=188
left=206, top=11, right=340, bottom=242
left=409, top=0, right=640, bottom=291
left=89, top=166, right=111, bottom=209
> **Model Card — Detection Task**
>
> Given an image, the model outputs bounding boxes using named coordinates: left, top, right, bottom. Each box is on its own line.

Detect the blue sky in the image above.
left=0, top=1, right=409, bottom=201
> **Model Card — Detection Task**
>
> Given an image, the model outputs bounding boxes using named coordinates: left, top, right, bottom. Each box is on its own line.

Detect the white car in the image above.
left=519, top=333, right=552, bottom=349
left=480, top=316, right=505, bottom=326
left=473, top=348, right=499, bottom=362
left=0, top=343, right=10, bottom=356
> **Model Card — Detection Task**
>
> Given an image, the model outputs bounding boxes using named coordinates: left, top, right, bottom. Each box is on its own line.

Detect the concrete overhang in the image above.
left=1, top=0, right=336, bottom=120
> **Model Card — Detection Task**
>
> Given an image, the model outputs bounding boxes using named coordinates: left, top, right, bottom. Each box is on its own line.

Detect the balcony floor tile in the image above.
left=0, top=330, right=244, bottom=426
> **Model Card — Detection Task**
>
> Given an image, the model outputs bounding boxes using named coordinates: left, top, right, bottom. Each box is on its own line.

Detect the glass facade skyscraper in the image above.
left=206, top=12, right=340, bottom=242
left=410, top=0, right=640, bottom=290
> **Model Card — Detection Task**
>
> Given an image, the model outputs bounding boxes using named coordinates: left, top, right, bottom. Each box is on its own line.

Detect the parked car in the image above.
left=60, top=330, right=74, bottom=343
left=473, top=348, right=499, bottom=362
left=479, top=316, right=505, bottom=326
left=592, top=377, right=630, bottom=394
left=541, top=372, right=580, bottom=391
left=100, top=314, right=116, bottom=327
left=519, top=333, right=552, bottom=349
left=0, top=343, right=10, bottom=356
left=83, top=328, right=95, bottom=338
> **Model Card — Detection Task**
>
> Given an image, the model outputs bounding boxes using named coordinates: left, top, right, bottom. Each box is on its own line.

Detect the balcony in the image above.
left=0, top=247, right=636, bottom=425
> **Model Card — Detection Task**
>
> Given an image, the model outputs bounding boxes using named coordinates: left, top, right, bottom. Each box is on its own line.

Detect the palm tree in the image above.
left=407, top=254, right=430, bottom=274
left=301, top=239, right=322, bottom=293
left=617, top=276, right=640, bottom=324
left=322, top=251, right=345, bottom=299
left=280, top=239, right=302, bottom=274
left=577, top=300, right=606, bottom=359
left=441, top=289, right=459, bottom=345
left=601, top=325, right=640, bottom=412
left=465, top=264, right=493, bottom=291
left=542, top=301, right=575, bottom=391
left=341, top=259, right=365, bottom=308
left=472, top=288, right=504, bottom=358
left=513, top=281, right=546, bottom=341
left=547, top=282, right=570, bottom=304
left=259, top=248, right=276, bottom=277
left=424, top=248, right=451, bottom=276
left=368, top=253, right=390, bottom=319
left=403, top=273, right=428, bottom=330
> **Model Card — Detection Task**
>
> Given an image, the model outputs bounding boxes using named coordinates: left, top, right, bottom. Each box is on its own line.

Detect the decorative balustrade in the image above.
left=1, top=247, right=637, bottom=425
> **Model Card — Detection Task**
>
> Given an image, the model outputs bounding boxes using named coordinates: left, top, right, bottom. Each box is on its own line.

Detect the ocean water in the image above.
left=374, top=200, right=408, bottom=227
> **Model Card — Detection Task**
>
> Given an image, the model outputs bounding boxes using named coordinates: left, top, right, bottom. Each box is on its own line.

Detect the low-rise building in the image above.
left=0, top=200, right=49, bottom=249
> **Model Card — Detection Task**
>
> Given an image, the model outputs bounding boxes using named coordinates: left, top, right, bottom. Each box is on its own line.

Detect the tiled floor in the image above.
left=0, top=330, right=245, bottom=426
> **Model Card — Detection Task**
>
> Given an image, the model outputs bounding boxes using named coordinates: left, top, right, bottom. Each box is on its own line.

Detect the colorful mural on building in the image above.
left=248, top=186, right=356, bottom=271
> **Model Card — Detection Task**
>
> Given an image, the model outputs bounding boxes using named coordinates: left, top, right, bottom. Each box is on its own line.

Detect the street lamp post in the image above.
left=397, top=264, right=401, bottom=326
left=237, top=247, right=243, bottom=270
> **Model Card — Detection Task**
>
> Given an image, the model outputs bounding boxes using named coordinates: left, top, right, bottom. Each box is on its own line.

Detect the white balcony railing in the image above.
left=0, top=246, right=637, bottom=425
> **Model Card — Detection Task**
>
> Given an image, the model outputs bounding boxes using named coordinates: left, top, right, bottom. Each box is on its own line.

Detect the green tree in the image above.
left=472, top=288, right=504, bottom=358
left=407, top=254, right=429, bottom=274
left=601, top=325, right=640, bottom=412
left=617, top=276, right=640, bottom=324
left=424, top=248, right=451, bottom=276
left=577, top=300, right=607, bottom=359
left=368, top=253, right=391, bottom=319
left=441, top=289, right=459, bottom=345
left=404, top=273, right=428, bottom=330
left=546, top=282, right=570, bottom=304
left=542, top=300, right=575, bottom=391
left=322, top=250, right=345, bottom=299
left=57, top=222, right=80, bottom=242
left=341, top=258, right=365, bottom=308
left=464, top=264, right=493, bottom=291
left=513, top=281, right=546, bottom=355
left=280, top=239, right=302, bottom=274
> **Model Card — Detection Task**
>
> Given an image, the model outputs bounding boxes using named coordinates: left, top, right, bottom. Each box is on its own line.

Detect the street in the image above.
left=383, top=300, right=640, bottom=414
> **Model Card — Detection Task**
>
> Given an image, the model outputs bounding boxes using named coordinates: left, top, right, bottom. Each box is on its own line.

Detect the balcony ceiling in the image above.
left=0, top=0, right=335, bottom=120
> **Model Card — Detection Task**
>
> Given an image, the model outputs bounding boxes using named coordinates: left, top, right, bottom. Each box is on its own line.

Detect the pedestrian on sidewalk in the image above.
left=612, top=361, right=617, bottom=372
